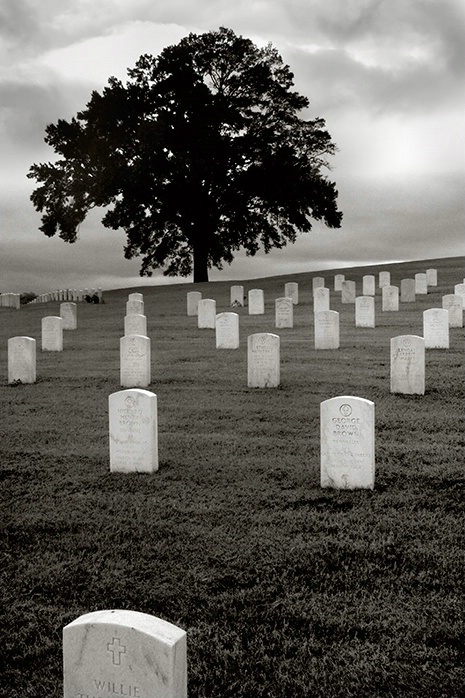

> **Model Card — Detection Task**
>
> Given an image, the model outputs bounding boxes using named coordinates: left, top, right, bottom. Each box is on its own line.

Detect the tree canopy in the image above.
left=28, top=27, right=342, bottom=282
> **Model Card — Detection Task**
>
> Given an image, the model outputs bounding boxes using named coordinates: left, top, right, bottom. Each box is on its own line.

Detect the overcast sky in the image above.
left=1, top=0, right=464, bottom=293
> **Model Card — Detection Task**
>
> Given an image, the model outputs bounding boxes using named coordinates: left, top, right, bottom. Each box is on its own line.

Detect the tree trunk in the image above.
left=193, top=243, right=209, bottom=283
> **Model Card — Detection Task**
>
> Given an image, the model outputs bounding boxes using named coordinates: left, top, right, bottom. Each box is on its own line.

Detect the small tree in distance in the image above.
left=28, top=27, right=342, bottom=283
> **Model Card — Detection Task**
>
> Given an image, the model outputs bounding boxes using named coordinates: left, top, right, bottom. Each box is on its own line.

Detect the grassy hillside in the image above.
left=1, top=256, right=464, bottom=697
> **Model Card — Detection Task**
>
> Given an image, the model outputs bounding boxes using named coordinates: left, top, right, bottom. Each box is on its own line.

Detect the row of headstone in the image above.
left=30, top=288, right=103, bottom=303
left=121, top=293, right=151, bottom=388
left=0, top=293, right=20, bottom=308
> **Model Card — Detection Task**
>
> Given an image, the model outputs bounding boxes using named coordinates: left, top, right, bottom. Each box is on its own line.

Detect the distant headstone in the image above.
left=42, top=316, right=63, bottom=352
left=120, top=335, right=151, bottom=388
left=426, top=268, right=437, bottom=286
left=247, top=333, right=280, bottom=387
left=187, top=291, right=202, bottom=316
left=355, top=296, right=375, bottom=328
left=442, top=294, right=463, bottom=327
left=415, top=273, right=428, bottom=294
left=248, top=289, right=265, bottom=315
left=341, top=280, right=356, bottom=304
left=454, top=283, right=465, bottom=306
left=382, top=285, right=399, bottom=311
left=60, top=302, right=77, bottom=330
left=230, top=285, right=244, bottom=306
left=314, top=310, right=340, bottom=349
left=8, top=337, right=36, bottom=384
left=313, top=287, right=330, bottom=313
left=334, top=274, right=345, bottom=291
left=126, top=299, right=144, bottom=316
left=63, top=609, right=187, bottom=698
left=128, top=292, right=143, bottom=302
left=284, top=282, right=299, bottom=304
left=275, top=297, right=293, bottom=328
left=198, top=299, right=217, bottom=328
left=320, top=396, right=375, bottom=490
left=390, top=335, right=425, bottom=395
left=109, top=389, right=158, bottom=473
left=400, top=278, right=416, bottom=303
left=423, top=309, right=449, bottom=349
left=362, top=275, right=375, bottom=296
left=124, top=314, right=147, bottom=337
left=312, top=276, right=325, bottom=290
left=379, top=271, right=390, bottom=288
left=215, top=313, right=239, bottom=349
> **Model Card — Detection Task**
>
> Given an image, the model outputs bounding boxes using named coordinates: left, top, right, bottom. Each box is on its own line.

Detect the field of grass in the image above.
left=1, top=256, right=464, bottom=697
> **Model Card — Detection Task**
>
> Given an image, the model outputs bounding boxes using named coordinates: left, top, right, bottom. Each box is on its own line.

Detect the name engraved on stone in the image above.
left=442, top=294, right=463, bottom=328
left=390, top=335, right=425, bottom=395
left=355, top=296, right=375, bottom=328
left=314, top=310, right=339, bottom=349
left=247, top=333, right=280, bottom=387
left=120, top=335, right=151, bottom=388
left=124, top=314, right=147, bottom=337
left=275, top=297, right=293, bottom=328
left=109, top=390, right=158, bottom=473
left=423, top=309, right=449, bottom=349
left=313, top=287, right=330, bottom=314
left=215, top=313, right=239, bottom=349
left=63, top=609, right=187, bottom=698
left=320, top=396, right=375, bottom=489
left=126, top=300, right=144, bottom=316
left=312, top=276, right=325, bottom=290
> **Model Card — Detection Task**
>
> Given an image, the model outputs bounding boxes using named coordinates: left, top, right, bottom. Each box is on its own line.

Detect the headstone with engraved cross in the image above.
left=63, top=609, right=187, bottom=698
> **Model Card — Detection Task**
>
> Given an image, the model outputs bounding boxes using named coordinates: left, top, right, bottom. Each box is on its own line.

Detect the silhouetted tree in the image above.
left=28, top=27, right=342, bottom=283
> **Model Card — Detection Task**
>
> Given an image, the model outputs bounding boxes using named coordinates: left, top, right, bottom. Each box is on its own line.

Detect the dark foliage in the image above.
left=28, top=27, right=342, bottom=282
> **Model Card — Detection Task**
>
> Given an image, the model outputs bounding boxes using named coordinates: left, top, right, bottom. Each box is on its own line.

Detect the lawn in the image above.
left=1, top=256, right=464, bottom=697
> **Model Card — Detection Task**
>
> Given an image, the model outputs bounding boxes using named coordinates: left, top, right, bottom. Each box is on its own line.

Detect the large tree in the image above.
left=28, top=27, right=342, bottom=283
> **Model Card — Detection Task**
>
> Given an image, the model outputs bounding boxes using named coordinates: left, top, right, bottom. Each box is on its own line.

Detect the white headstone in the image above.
left=42, top=316, right=63, bottom=351
left=320, top=396, right=375, bottom=490
left=124, top=314, right=147, bottom=337
left=314, top=310, right=340, bottom=349
left=390, top=335, right=425, bottom=395
left=187, top=291, right=202, bottom=316
left=248, top=289, right=265, bottom=315
left=341, top=281, right=356, bottom=304
left=284, top=282, right=299, bottom=304
left=415, top=273, right=428, bottom=294
left=400, top=279, right=416, bottom=303
left=197, top=299, right=217, bottom=328
left=120, top=335, right=151, bottom=388
left=312, top=276, right=325, bottom=290
left=60, top=302, right=77, bottom=330
left=442, top=294, right=463, bottom=327
left=334, top=274, right=345, bottom=291
left=379, top=271, right=390, bottom=288
left=109, top=389, right=158, bottom=473
left=355, top=296, right=375, bottom=328
left=128, top=292, right=143, bottom=302
left=126, top=299, right=144, bottom=316
left=275, top=297, right=293, bottom=328
left=230, top=285, right=244, bottom=306
left=453, top=283, right=465, bottom=306
left=423, top=309, right=449, bottom=349
left=426, top=268, right=438, bottom=286
left=247, top=333, right=280, bottom=388
left=8, top=337, right=36, bottom=384
left=313, top=287, right=330, bottom=314
left=382, top=285, right=399, bottom=311
left=362, top=275, right=375, bottom=296
left=63, top=609, right=187, bottom=698
left=215, top=313, right=239, bottom=349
